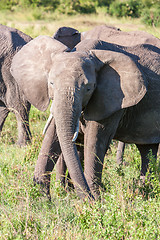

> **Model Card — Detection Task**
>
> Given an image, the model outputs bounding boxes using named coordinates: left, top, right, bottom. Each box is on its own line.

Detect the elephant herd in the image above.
left=1, top=23, right=160, bottom=200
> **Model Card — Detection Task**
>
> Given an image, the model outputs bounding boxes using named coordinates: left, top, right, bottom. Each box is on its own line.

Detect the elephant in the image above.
left=54, top=24, right=160, bottom=168
left=116, top=141, right=160, bottom=165
left=33, top=25, right=160, bottom=196
left=0, top=24, right=32, bottom=146
left=33, top=115, right=85, bottom=198
left=10, top=35, right=160, bottom=200
left=53, top=24, right=160, bottom=178
left=53, top=24, right=160, bottom=49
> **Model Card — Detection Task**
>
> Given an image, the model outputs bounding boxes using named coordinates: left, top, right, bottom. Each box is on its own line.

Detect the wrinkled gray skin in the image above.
left=53, top=24, right=160, bottom=49
left=0, top=24, right=32, bottom=146
left=34, top=25, right=160, bottom=198
left=33, top=25, right=160, bottom=192
left=11, top=35, right=160, bottom=199
left=53, top=25, right=160, bottom=179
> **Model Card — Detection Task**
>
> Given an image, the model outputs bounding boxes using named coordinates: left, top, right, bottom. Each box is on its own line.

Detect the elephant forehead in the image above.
left=49, top=63, right=86, bottom=86
left=54, top=27, right=79, bottom=37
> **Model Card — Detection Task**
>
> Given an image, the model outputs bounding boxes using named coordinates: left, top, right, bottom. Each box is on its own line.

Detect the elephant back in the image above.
left=0, top=24, right=32, bottom=102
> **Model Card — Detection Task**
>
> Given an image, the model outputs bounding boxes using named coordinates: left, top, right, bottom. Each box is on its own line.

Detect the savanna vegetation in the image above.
left=0, top=0, right=160, bottom=26
left=0, top=2, right=160, bottom=239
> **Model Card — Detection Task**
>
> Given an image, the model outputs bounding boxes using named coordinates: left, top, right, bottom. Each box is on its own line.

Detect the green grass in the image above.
left=0, top=7, right=160, bottom=38
left=0, top=11, right=160, bottom=239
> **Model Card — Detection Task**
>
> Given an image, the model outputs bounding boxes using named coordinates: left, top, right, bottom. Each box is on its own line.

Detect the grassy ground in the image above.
left=0, top=10, right=160, bottom=239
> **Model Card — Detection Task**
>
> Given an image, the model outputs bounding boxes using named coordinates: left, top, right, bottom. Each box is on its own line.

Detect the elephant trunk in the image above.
left=53, top=90, right=92, bottom=199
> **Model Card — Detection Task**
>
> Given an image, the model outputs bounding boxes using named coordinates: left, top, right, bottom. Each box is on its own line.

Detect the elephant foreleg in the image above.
left=34, top=118, right=61, bottom=199
left=0, top=101, right=9, bottom=132
left=116, top=141, right=125, bottom=165
left=14, top=107, right=31, bottom=146
left=56, top=154, right=67, bottom=187
left=84, top=121, right=108, bottom=199
left=84, top=111, right=124, bottom=199
left=136, top=143, right=158, bottom=181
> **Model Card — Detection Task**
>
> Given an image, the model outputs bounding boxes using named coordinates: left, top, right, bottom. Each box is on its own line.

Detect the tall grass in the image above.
left=0, top=12, right=160, bottom=239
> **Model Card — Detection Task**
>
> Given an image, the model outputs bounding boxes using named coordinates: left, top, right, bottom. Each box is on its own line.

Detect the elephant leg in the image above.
left=56, top=153, right=67, bottom=187
left=34, top=118, right=61, bottom=199
left=116, top=141, right=125, bottom=165
left=56, top=154, right=75, bottom=190
left=84, top=111, right=123, bottom=199
left=0, top=101, right=9, bottom=132
left=136, top=143, right=158, bottom=179
left=14, top=106, right=31, bottom=146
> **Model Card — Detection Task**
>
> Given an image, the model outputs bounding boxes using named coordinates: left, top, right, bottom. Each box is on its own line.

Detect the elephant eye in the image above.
left=87, top=87, right=91, bottom=92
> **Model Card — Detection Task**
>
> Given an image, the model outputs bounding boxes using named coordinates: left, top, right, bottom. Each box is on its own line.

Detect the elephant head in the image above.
left=53, top=25, right=120, bottom=50
left=53, top=25, right=160, bottom=50
left=53, top=26, right=81, bottom=50
left=11, top=37, right=147, bottom=199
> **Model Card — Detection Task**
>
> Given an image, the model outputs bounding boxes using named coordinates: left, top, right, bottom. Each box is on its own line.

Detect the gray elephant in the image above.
left=0, top=24, right=32, bottom=146
left=11, top=34, right=160, bottom=199
left=53, top=24, right=160, bottom=49
left=53, top=25, right=160, bottom=179
left=34, top=25, right=160, bottom=196
left=54, top=24, right=160, bottom=168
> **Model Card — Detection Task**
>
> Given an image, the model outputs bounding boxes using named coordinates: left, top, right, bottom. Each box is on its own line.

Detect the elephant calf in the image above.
left=0, top=24, right=32, bottom=146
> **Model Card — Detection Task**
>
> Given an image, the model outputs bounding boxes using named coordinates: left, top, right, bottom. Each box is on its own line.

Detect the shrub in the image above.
left=0, top=0, right=18, bottom=10
left=58, top=0, right=97, bottom=14
left=97, top=0, right=114, bottom=7
left=141, top=4, right=160, bottom=26
left=109, top=0, right=143, bottom=18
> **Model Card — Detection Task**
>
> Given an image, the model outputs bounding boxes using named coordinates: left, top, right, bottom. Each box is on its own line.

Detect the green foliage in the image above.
left=17, top=0, right=59, bottom=10
left=141, top=4, right=160, bottom=26
left=97, top=0, right=113, bottom=7
left=109, top=0, right=143, bottom=18
left=57, top=0, right=97, bottom=14
left=30, top=0, right=59, bottom=10
left=108, top=0, right=160, bottom=26
left=1, top=137, right=160, bottom=239
left=0, top=0, right=160, bottom=26
left=142, top=0, right=160, bottom=8
left=0, top=0, right=18, bottom=10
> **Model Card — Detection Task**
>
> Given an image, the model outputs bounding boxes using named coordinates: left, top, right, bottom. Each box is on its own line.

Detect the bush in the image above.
left=109, top=0, right=143, bottom=18
left=18, top=0, right=59, bottom=10
left=58, top=0, right=97, bottom=14
left=0, top=0, right=18, bottom=10
left=141, top=4, right=160, bottom=26
left=97, top=0, right=114, bottom=7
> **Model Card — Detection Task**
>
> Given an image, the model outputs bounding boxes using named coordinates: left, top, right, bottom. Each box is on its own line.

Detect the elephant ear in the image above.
left=84, top=49, right=147, bottom=121
left=10, top=35, right=69, bottom=111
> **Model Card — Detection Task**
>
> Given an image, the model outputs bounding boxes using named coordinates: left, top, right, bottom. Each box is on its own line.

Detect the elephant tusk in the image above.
left=43, top=113, right=53, bottom=135
left=72, top=121, right=79, bottom=142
